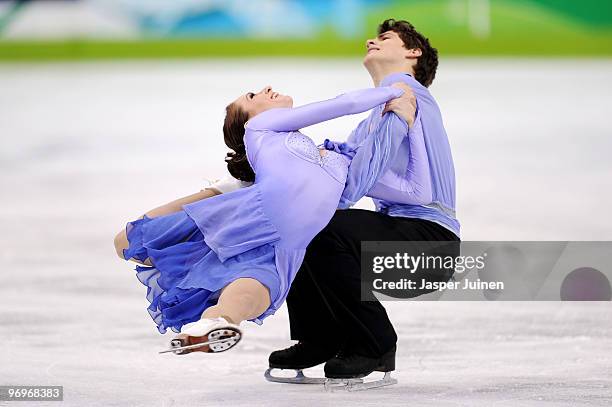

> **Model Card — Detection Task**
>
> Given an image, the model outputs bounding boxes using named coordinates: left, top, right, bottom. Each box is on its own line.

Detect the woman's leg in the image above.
left=172, top=278, right=270, bottom=354
left=202, top=277, right=271, bottom=324
left=113, top=216, right=154, bottom=266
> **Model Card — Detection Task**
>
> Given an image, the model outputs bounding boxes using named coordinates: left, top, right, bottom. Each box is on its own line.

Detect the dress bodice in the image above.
left=284, top=132, right=348, bottom=184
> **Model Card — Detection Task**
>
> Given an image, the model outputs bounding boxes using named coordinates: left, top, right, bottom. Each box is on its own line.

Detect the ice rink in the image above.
left=1, top=59, right=611, bottom=406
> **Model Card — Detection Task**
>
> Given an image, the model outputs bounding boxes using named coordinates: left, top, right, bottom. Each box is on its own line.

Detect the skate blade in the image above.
left=324, top=372, right=397, bottom=392
left=264, top=368, right=326, bottom=384
left=159, top=328, right=241, bottom=354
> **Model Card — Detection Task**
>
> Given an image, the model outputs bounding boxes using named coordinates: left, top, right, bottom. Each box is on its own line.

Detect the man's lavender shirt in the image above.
left=338, top=72, right=460, bottom=237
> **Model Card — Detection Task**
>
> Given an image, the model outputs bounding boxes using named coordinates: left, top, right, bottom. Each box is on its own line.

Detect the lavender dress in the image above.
left=121, top=86, right=410, bottom=334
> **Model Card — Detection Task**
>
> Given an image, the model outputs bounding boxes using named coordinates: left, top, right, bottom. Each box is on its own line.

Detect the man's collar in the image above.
left=379, top=72, right=412, bottom=87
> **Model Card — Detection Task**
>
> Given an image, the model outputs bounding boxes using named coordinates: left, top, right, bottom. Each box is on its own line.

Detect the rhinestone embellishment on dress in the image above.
left=285, top=132, right=348, bottom=182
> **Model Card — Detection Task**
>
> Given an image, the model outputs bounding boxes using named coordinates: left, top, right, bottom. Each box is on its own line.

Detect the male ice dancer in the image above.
left=210, top=19, right=460, bottom=383
left=265, top=19, right=460, bottom=382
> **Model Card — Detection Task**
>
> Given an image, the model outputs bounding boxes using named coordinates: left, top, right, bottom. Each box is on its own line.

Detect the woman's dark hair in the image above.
left=223, top=103, right=255, bottom=182
left=378, top=19, right=438, bottom=88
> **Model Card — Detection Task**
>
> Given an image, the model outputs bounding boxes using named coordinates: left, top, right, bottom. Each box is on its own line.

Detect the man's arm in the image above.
left=366, top=107, right=432, bottom=205
left=362, top=80, right=432, bottom=206
left=338, top=113, right=409, bottom=208
left=337, top=83, right=421, bottom=208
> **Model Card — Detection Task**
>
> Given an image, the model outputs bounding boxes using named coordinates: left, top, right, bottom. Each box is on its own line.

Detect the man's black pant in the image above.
left=286, top=209, right=460, bottom=358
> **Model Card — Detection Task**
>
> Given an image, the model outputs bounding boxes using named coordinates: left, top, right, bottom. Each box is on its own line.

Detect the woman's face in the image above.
left=233, top=85, right=293, bottom=118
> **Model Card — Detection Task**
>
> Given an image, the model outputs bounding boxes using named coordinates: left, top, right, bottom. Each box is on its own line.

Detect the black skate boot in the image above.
left=269, top=341, right=338, bottom=369
left=323, top=346, right=397, bottom=391
left=265, top=341, right=338, bottom=384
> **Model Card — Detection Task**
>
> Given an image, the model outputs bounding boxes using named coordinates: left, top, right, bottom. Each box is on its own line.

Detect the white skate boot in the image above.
left=159, top=317, right=242, bottom=355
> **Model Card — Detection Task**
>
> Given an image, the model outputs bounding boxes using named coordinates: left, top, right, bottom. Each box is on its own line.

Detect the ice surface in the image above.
left=0, top=59, right=611, bottom=406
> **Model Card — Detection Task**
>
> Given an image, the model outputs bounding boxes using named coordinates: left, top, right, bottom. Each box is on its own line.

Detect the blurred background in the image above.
left=1, top=1, right=611, bottom=406
left=0, top=0, right=611, bottom=58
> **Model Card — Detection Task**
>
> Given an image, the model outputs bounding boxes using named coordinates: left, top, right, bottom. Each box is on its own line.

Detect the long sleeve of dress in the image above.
left=246, top=87, right=404, bottom=132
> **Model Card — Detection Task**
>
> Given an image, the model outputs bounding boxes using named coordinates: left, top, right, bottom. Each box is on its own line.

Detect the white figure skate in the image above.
left=159, top=317, right=242, bottom=355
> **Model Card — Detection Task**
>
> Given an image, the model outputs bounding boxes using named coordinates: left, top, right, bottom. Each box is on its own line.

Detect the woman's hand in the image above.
left=382, top=82, right=417, bottom=128
left=205, top=174, right=253, bottom=195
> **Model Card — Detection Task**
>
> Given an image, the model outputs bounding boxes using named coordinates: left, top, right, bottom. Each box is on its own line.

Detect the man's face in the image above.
left=363, top=30, right=410, bottom=67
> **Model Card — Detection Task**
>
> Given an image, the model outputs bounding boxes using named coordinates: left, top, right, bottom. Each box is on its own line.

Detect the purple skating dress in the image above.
left=121, top=86, right=409, bottom=334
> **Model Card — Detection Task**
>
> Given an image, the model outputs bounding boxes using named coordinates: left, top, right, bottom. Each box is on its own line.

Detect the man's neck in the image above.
left=368, top=63, right=414, bottom=87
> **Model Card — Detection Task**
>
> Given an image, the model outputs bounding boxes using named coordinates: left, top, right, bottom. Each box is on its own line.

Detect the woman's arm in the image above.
left=246, top=86, right=404, bottom=132
left=114, top=188, right=219, bottom=263
left=144, top=188, right=219, bottom=218
left=205, top=174, right=253, bottom=195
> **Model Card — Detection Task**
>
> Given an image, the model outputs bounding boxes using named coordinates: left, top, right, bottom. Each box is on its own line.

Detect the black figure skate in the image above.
left=323, top=346, right=397, bottom=391
left=264, top=341, right=338, bottom=384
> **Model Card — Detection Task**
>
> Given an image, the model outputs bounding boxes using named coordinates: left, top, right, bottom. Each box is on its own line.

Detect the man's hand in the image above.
left=382, top=82, right=417, bottom=128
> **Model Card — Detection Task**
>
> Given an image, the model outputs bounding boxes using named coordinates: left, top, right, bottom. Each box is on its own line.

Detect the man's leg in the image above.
left=288, top=209, right=398, bottom=357
left=286, top=208, right=459, bottom=358
left=285, top=234, right=342, bottom=349
left=267, top=250, right=340, bottom=370
left=269, top=213, right=390, bottom=370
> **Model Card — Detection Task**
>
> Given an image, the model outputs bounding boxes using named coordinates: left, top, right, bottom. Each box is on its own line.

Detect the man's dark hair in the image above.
left=378, top=19, right=438, bottom=87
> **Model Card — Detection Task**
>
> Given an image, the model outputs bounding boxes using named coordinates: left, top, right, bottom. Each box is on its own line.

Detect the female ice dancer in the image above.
left=114, top=83, right=424, bottom=354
